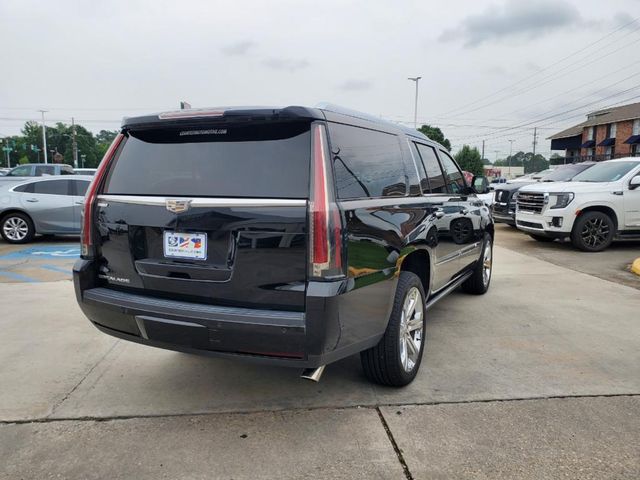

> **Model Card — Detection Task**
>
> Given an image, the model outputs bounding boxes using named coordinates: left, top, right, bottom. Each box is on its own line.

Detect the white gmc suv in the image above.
left=515, top=158, right=640, bottom=251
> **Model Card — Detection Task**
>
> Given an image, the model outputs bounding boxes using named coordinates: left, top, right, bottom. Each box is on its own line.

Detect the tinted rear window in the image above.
left=104, top=122, right=310, bottom=198
left=328, top=123, right=406, bottom=199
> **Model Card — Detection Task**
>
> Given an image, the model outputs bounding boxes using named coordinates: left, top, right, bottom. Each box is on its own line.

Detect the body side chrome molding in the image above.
left=96, top=195, right=306, bottom=208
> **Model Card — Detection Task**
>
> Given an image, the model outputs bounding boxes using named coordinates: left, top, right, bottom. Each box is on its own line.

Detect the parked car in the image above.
left=73, top=104, right=494, bottom=386
left=0, top=163, right=75, bottom=180
left=74, top=168, right=97, bottom=175
left=488, top=177, right=507, bottom=190
left=493, top=162, right=596, bottom=226
left=0, top=168, right=11, bottom=176
left=516, top=158, right=640, bottom=251
left=0, top=176, right=93, bottom=243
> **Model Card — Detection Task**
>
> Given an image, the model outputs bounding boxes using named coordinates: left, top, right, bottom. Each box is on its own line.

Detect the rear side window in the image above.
left=438, top=150, right=466, bottom=193
left=32, top=180, right=70, bottom=195
left=72, top=180, right=90, bottom=196
left=415, top=144, right=447, bottom=193
left=35, top=165, right=55, bottom=176
left=329, top=123, right=406, bottom=199
left=104, top=122, right=311, bottom=198
left=13, top=183, right=35, bottom=193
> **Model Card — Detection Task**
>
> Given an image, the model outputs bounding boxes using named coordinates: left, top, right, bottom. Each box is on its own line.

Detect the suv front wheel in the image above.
left=361, top=271, right=426, bottom=387
left=571, top=211, right=615, bottom=252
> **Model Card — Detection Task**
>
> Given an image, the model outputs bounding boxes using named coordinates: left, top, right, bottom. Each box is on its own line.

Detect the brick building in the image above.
left=548, top=101, right=640, bottom=162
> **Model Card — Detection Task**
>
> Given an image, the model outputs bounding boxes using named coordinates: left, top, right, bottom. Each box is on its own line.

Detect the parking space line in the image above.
left=40, top=264, right=72, bottom=275
left=0, top=271, right=38, bottom=282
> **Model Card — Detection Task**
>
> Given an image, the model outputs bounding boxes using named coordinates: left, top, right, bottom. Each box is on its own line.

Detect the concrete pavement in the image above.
left=495, top=223, right=640, bottom=290
left=1, top=244, right=639, bottom=478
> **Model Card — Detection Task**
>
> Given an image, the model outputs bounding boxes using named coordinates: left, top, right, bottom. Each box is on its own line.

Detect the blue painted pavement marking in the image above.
left=0, top=271, right=38, bottom=282
left=40, top=264, right=73, bottom=275
left=0, top=245, right=80, bottom=260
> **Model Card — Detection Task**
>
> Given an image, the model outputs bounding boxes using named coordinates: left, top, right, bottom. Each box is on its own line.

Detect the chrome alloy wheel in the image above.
left=580, top=217, right=610, bottom=249
left=399, top=286, right=424, bottom=373
left=482, top=239, right=493, bottom=286
left=2, top=216, right=29, bottom=241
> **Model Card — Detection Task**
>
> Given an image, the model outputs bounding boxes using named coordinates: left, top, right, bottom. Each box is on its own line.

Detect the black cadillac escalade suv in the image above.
left=73, top=104, right=494, bottom=386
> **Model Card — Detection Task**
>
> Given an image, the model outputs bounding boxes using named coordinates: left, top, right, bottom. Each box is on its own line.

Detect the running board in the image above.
left=425, top=271, right=473, bottom=311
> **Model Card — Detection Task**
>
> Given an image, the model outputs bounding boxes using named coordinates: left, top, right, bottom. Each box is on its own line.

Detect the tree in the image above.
left=417, top=125, right=451, bottom=151
left=494, top=151, right=549, bottom=173
left=550, top=153, right=565, bottom=165
left=95, top=130, right=119, bottom=161
left=454, top=145, right=484, bottom=176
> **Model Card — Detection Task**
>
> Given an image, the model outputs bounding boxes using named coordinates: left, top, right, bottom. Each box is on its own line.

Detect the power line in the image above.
left=437, top=15, right=640, bottom=118
left=452, top=93, right=640, bottom=145
left=439, top=32, right=640, bottom=120
left=448, top=87, right=640, bottom=142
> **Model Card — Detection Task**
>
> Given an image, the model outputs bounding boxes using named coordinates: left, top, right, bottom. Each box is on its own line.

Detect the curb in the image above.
left=632, top=258, right=640, bottom=276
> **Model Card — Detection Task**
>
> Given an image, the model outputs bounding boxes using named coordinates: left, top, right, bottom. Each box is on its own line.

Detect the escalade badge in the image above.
left=166, top=199, right=192, bottom=214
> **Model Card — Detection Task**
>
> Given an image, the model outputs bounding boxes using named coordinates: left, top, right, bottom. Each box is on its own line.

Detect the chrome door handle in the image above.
left=74, top=201, right=84, bottom=205
left=26, top=198, right=39, bottom=203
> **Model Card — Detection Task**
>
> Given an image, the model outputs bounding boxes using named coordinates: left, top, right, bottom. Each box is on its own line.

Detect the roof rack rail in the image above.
left=315, top=102, right=429, bottom=140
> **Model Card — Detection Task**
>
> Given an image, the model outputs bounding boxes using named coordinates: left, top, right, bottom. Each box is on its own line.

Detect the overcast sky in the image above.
left=1, top=0, right=639, bottom=159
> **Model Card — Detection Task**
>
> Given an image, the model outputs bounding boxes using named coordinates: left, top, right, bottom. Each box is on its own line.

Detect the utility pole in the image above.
left=481, top=140, right=485, bottom=161
left=508, top=139, right=514, bottom=179
left=1, top=140, right=12, bottom=168
left=532, top=127, right=538, bottom=158
left=71, top=117, right=79, bottom=168
left=408, top=76, right=422, bottom=129
left=38, top=110, right=48, bottom=163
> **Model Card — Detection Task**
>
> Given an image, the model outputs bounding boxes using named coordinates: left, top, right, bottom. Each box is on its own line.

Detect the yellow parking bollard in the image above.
left=632, top=258, right=640, bottom=276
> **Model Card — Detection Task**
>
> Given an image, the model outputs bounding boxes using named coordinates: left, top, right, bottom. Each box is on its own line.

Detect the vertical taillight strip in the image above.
left=309, top=123, right=344, bottom=279
left=81, top=133, right=125, bottom=258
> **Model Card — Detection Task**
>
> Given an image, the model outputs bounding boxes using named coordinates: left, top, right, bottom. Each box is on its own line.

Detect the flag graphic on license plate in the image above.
left=163, top=231, right=207, bottom=260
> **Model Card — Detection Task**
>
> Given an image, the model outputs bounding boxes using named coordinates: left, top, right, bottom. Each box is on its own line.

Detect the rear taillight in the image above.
left=81, top=133, right=125, bottom=259
left=309, top=123, right=344, bottom=280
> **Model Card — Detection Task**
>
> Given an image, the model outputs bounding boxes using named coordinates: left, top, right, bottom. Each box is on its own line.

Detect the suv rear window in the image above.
left=104, top=122, right=311, bottom=198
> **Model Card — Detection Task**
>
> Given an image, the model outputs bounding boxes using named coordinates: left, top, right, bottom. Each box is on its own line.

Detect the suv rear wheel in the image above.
left=462, top=232, right=493, bottom=294
left=361, top=271, right=426, bottom=387
left=571, top=211, right=615, bottom=252
left=1, top=212, right=35, bottom=244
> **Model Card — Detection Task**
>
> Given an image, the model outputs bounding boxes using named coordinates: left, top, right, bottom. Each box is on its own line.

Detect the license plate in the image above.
left=163, top=231, right=207, bottom=260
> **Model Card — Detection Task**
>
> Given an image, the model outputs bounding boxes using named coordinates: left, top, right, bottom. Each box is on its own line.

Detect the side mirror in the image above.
left=472, top=175, right=490, bottom=194
left=630, top=175, right=640, bottom=190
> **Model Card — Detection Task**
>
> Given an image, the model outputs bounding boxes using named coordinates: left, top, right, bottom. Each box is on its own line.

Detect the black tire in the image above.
left=0, top=212, right=35, bottom=244
left=570, top=211, right=615, bottom=252
left=462, top=232, right=493, bottom=295
left=360, top=271, right=426, bottom=387
left=529, top=234, right=554, bottom=242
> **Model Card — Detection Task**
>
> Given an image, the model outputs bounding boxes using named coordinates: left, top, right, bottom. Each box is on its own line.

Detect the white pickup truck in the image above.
left=515, top=158, right=640, bottom=251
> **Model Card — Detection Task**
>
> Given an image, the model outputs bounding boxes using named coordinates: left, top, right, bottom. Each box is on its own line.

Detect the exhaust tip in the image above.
left=300, top=365, right=325, bottom=382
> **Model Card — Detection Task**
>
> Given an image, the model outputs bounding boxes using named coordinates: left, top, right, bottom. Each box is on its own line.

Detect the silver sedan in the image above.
left=0, top=176, right=93, bottom=244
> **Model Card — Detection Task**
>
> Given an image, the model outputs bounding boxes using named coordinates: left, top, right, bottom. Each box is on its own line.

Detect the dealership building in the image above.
left=548, top=101, right=640, bottom=163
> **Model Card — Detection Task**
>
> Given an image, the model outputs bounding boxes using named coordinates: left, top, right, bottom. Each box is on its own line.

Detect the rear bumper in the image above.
left=73, top=259, right=384, bottom=368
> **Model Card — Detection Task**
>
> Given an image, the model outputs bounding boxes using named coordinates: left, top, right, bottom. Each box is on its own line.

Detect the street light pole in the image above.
left=408, top=76, right=422, bottom=129
left=508, top=139, right=514, bottom=179
left=38, top=110, right=48, bottom=164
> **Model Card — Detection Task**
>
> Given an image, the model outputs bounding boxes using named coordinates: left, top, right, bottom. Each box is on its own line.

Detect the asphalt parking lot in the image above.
left=1, top=230, right=639, bottom=479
